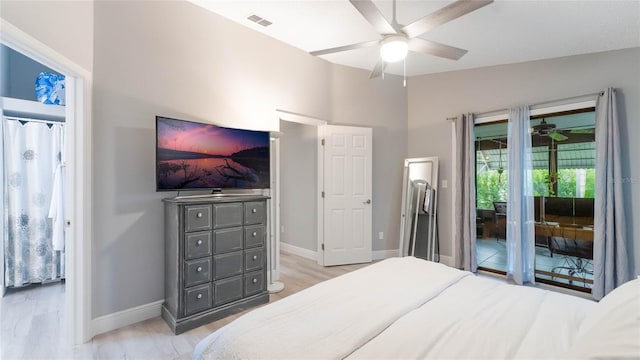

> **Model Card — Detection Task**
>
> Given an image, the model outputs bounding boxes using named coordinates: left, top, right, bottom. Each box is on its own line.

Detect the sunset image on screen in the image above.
left=156, top=117, right=270, bottom=190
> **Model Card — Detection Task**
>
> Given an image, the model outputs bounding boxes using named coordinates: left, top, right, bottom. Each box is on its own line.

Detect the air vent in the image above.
left=247, top=14, right=272, bottom=27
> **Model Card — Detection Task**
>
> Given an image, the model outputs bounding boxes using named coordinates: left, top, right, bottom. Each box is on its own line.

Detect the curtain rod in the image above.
left=447, top=90, right=609, bottom=121
left=473, top=91, right=604, bottom=119
left=4, top=115, right=66, bottom=125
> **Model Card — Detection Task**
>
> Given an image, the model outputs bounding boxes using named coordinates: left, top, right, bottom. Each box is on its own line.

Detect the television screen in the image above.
left=156, top=116, right=270, bottom=191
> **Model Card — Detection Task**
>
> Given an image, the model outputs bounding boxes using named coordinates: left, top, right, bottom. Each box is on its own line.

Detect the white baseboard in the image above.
left=91, top=299, right=164, bottom=337
left=280, top=242, right=317, bottom=260
left=373, top=249, right=399, bottom=260
left=281, top=244, right=400, bottom=263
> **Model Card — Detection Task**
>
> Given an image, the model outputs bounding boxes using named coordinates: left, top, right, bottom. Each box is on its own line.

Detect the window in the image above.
left=475, top=110, right=596, bottom=291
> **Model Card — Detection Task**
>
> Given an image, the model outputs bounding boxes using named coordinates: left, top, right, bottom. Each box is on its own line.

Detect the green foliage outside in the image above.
left=476, top=169, right=508, bottom=210
left=557, top=168, right=595, bottom=198
left=476, top=167, right=595, bottom=210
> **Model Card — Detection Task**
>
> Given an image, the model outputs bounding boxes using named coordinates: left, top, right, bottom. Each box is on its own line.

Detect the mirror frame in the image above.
left=398, top=157, right=439, bottom=259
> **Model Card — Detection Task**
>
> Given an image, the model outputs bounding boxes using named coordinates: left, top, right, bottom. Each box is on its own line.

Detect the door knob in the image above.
left=363, top=199, right=371, bottom=204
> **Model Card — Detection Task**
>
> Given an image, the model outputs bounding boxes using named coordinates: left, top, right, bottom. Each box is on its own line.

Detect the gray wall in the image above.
left=1, top=45, right=8, bottom=97
left=1, top=44, right=61, bottom=101
left=1, top=1, right=94, bottom=73
left=91, top=0, right=328, bottom=317
left=408, top=48, right=640, bottom=274
left=89, top=1, right=407, bottom=317
left=279, top=121, right=318, bottom=251
left=3, top=0, right=408, bottom=318
left=330, top=65, right=408, bottom=252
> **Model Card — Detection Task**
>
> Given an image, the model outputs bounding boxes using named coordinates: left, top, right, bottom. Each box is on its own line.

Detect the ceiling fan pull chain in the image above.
left=402, top=58, right=407, bottom=87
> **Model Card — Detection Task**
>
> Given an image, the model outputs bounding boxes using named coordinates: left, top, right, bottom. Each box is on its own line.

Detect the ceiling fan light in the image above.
left=380, top=36, right=408, bottom=63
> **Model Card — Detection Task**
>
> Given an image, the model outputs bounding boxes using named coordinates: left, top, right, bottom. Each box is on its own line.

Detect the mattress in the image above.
left=193, top=256, right=640, bottom=359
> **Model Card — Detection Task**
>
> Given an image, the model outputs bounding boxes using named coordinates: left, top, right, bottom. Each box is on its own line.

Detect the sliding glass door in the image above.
left=474, top=110, right=596, bottom=292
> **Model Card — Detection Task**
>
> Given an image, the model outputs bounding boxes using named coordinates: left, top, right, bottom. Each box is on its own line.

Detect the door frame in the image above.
left=274, top=110, right=327, bottom=265
left=1, top=19, right=93, bottom=345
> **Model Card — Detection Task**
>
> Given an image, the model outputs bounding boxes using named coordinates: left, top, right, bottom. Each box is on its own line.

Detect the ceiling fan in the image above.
left=532, top=119, right=569, bottom=142
left=309, top=0, right=494, bottom=79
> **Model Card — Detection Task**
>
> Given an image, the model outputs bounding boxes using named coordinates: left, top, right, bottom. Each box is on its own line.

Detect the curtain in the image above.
left=506, top=106, right=535, bottom=285
left=454, top=113, right=477, bottom=271
left=593, top=88, right=630, bottom=300
left=3, top=118, right=65, bottom=288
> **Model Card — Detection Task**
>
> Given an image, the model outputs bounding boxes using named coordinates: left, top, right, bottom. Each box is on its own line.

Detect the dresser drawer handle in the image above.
left=251, top=208, right=257, bottom=214
left=196, top=239, right=203, bottom=246
left=252, top=231, right=257, bottom=237
left=196, top=266, right=203, bottom=272
left=252, top=255, right=258, bottom=261
left=252, top=278, right=258, bottom=284
left=196, top=212, right=203, bottom=218
left=196, top=293, right=203, bottom=299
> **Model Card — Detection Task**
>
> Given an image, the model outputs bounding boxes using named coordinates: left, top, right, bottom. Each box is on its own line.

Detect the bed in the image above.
left=193, top=256, right=640, bottom=359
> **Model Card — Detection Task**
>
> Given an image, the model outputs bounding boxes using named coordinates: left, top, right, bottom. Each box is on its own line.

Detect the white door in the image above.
left=320, top=125, right=372, bottom=266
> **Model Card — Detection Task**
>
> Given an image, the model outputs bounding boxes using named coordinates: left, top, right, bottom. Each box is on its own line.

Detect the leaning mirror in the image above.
left=399, top=157, right=439, bottom=261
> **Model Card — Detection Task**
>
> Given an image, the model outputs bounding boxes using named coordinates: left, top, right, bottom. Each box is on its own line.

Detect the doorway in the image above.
left=273, top=110, right=327, bottom=268
left=1, top=20, right=91, bottom=346
left=1, top=44, right=67, bottom=289
left=278, top=120, right=319, bottom=260
left=274, top=110, right=373, bottom=268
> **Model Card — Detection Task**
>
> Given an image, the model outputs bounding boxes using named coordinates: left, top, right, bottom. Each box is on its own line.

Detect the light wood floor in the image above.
left=0, top=252, right=369, bottom=359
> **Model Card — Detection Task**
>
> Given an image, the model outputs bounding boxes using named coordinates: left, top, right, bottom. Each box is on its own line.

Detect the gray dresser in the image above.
left=162, top=195, right=270, bottom=334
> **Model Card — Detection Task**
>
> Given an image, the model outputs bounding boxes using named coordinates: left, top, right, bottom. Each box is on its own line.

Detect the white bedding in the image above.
left=348, top=276, right=593, bottom=359
left=194, top=257, right=639, bottom=360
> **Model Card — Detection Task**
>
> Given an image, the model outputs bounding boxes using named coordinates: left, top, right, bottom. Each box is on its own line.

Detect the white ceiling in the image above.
left=191, top=0, right=640, bottom=77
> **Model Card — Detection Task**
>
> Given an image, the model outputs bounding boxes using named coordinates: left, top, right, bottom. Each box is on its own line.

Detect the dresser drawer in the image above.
left=213, top=227, right=243, bottom=254
left=214, top=251, right=243, bottom=280
left=185, top=231, right=212, bottom=260
left=184, top=258, right=212, bottom=287
left=214, top=276, right=243, bottom=306
left=244, top=271, right=265, bottom=297
left=244, top=225, right=265, bottom=248
left=244, top=201, right=266, bottom=225
left=184, top=205, right=212, bottom=232
left=184, top=283, right=212, bottom=316
left=214, top=203, right=243, bottom=228
left=244, top=247, right=264, bottom=272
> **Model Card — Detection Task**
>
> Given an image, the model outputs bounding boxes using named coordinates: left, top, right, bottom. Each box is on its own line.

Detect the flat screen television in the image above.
left=156, top=116, right=270, bottom=191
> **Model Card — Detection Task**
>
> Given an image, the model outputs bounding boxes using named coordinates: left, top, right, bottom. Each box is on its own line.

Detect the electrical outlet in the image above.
left=379, top=232, right=384, bottom=240
left=281, top=225, right=285, bottom=233
left=442, top=180, right=448, bottom=189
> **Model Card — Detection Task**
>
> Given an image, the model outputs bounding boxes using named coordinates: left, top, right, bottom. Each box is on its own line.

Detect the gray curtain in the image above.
left=454, top=113, right=476, bottom=271
left=506, top=106, right=535, bottom=285
left=593, top=88, right=630, bottom=300
left=3, top=119, right=65, bottom=288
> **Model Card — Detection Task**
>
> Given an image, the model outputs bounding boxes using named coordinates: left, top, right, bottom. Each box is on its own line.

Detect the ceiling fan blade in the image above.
left=349, top=0, right=397, bottom=34
left=549, top=132, right=569, bottom=142
left=310, top=40, right=379, bottom=56
left=402, top=0, right=493, bottom=38
left=369, top=59, right=387, bottom=79
left=408, top=38, right=467, bottom=60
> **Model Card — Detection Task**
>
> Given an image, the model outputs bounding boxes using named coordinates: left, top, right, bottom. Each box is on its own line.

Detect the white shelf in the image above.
left=1, top=96, right=65, bottom=121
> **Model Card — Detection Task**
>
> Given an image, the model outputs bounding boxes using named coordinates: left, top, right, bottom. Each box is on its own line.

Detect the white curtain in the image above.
left=506, top=106, right=535, bottom=285
left=454, top=113, right=477, bottom=271
left=593, top=88, right=630, bottom=300
left=3, top=118, right=65, bottom=288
